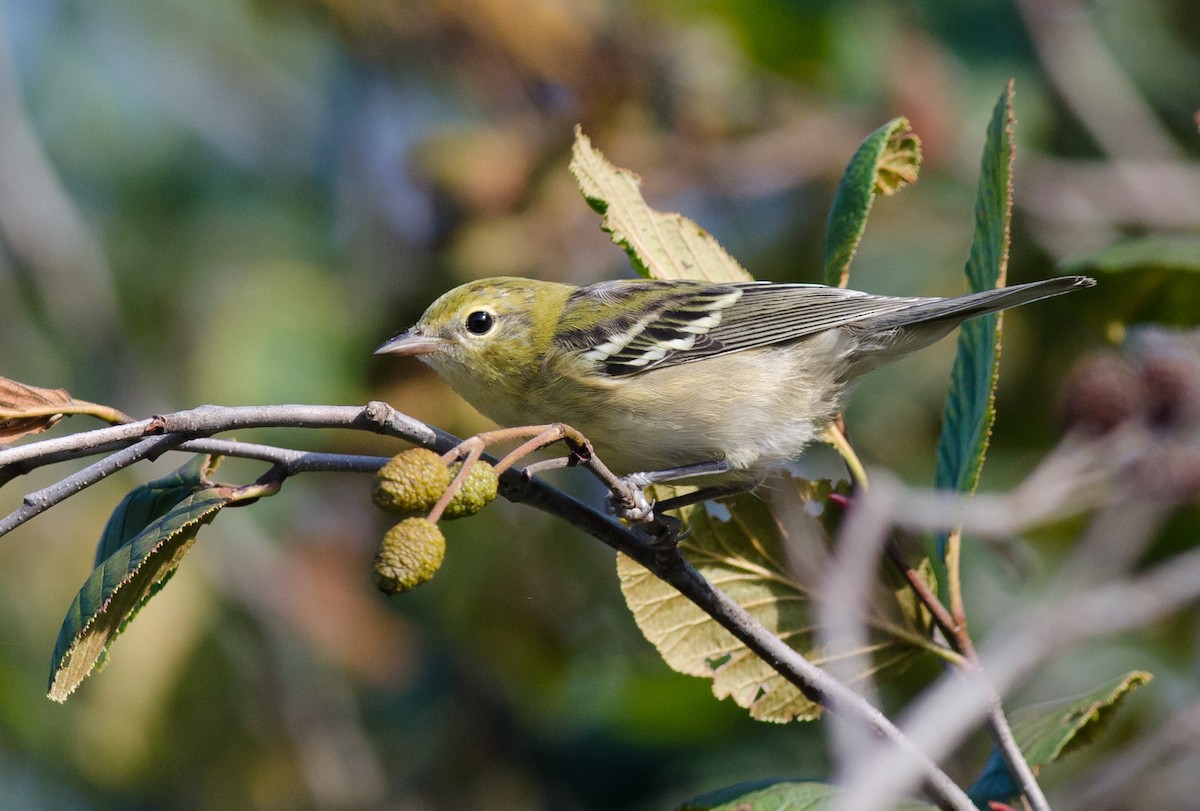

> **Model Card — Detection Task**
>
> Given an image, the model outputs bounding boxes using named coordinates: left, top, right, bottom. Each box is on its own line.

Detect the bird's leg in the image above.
left=442, top=422, right=658, bottom=524
left=653, top=485, right=746, bottom=513
left=623, top=486, right=747, bottom=550
left=444, top=424, right=734, bottom=544
left=622, top=459, right=733, bottom=486
left=605, top=460, right=735, bottom=526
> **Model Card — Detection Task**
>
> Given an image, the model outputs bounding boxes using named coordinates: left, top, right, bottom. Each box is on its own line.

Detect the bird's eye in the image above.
left=465, top=310, right=495, bottom=335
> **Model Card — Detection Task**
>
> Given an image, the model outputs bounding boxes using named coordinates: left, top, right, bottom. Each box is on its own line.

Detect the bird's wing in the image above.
left=554, top=280, right=936, bottom=376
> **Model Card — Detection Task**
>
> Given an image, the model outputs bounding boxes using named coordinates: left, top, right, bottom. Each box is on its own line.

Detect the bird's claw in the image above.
left=607, top=477, right=656, bottom=523
left=637, top=513, right=684, bottom=550
left=606, top=477, right=687, bottom=549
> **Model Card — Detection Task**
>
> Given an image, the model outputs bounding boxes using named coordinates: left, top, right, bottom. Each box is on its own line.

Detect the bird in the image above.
left=376, top=275, right=1094, bottom=486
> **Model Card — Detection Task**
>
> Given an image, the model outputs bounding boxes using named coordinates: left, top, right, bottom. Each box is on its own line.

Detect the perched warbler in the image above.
left=376, top=275, right=1094, bottom=482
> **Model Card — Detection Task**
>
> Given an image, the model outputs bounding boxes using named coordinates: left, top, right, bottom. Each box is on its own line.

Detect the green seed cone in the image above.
left=443, top=461, right=499, bottom=519
left=372, top=448, right=452, bottom=514
left=373, top=517, right=447, bottom=595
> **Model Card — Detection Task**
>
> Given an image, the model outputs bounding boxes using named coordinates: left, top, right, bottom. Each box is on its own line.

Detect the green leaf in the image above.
left=1062, top=235, right=1200, bottom=275
left=569, top=126, right=754, bottom=283
left=93, top=454, right=220, bottom=565
left=933, top=81, right=1014, bottom=502
left=48, top=459, right=238, bottom=702
left=676, top=778, right=938, bottom=810
left=967, top=670, right=1152, bottom=805
left=823, top=118, right=921, bottom=288
left=1013, top=669, right=1152, bottom=765
left=618, top=476, right=939, bottom=723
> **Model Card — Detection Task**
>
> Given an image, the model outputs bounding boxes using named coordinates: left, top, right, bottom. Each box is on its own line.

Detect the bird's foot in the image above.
left=606, top=476, right=657, bottom=524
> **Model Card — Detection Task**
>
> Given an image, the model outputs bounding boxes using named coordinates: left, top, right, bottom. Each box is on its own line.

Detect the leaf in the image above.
left=823, top=118, right=921, bottom=288
left=569, top=126, right=754, bottom=283
left=0, top=376, right=74, bottom=443
left=48, top=457, right=236, bottom=702
left=676, top=778, right=938, bottom=810
left=93, top=454, right=222, bottom=565
left=933, top=81, right=1014, bottom=503
left=966, top=748, right=1020, bottom=809
left=618, top=476, right=937, bottom=723
left=1062, top=234, right=1200, bottom=275
left=967, top=671, right=1152, bottom=806
left=1012, top=669, right=1152, bottom=765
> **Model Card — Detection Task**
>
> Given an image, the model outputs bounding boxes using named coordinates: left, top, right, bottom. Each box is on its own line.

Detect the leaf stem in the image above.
left=823, top=421, right=870, bottom=491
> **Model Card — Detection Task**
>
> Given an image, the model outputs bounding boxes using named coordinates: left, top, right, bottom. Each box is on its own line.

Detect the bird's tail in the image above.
left=864, top=275, right=1095, bottom=334
left=847, top=275, right=1095, bottom=374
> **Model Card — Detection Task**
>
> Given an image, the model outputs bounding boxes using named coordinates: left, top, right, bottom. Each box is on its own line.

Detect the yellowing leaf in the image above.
left=618, top=476, right=939, bottom=723
left=569, top=127, right=754, bottom=283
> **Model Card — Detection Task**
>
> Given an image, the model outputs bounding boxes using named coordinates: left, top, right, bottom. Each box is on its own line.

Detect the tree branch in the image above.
left=0, top=401, right=977, bottom=810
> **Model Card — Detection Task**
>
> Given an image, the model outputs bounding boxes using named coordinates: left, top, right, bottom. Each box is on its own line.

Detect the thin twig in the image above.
left=0, top=434, right=188, bottom=538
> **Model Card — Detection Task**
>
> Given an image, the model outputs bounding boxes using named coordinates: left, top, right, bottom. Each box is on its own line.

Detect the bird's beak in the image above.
left=374, top=329, right=444, bottom=357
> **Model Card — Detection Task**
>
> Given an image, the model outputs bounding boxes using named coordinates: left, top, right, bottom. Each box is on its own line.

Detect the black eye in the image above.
left=465, top=310, right=495, bottom=335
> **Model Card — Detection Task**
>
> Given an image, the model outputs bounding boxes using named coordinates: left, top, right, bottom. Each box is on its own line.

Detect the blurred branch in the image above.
left=1015, top=0, right=1182, bottom=162
left=1014, top=0, right=1200, bottom=257
left=845, top=518, right=1200, bottom=811
left=826, top=414, right=1196, bottom=810
left=1019, top=156, right=1200, bottom=258
left=821, top=482, right=1051, bottom=811
left=0, top=7, right=118, bottom=339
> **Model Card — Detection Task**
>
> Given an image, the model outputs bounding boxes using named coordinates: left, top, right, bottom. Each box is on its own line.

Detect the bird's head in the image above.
left=375, top=277, right=572, bottom=391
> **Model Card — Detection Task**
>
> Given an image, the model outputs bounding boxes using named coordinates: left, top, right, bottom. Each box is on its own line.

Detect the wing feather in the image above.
left=556, top=281, right=938, bottom=376
left=553, top=276, right=1092, bottom=377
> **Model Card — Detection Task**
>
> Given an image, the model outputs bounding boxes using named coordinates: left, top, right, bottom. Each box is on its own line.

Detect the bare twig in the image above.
left=0, top=434, right=188, bottom=538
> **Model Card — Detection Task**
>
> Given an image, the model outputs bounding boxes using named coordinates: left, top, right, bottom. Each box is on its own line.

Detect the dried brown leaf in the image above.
left=0, top=376, right=75, bottom=443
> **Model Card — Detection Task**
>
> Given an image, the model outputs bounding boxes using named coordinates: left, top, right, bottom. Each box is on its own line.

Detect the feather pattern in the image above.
left=556, top=280, right=937, bottom=376
left=553, top=276, right=1092, bottom=377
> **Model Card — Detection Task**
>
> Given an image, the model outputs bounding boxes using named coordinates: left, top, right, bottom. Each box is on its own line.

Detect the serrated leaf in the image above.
left=967, top=671, right=1152, bottom=806
left=618, top=476, right=938, bottom=723
left=94, top=454, right=221, bottom=565
left=823, top=118, right=922, bottom=288
left=1013, top=670, right=1151, bottom=765
left=934, top=81, right=1014, bottom=506
left=676, top=778, right=938, bottom=810
left=1062, top=235, right=1200, bottom=275
left=48, top=470, right=237, bottom=702
left=569, top=127, right=753, bottom=283
left=0, top=376, right=75, bottom=443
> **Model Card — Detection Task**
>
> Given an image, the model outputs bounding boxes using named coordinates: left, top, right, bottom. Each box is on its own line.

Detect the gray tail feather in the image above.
left=845, top=275, right=1095, bottom=376
left=862, top=275, right=1095, bottom=334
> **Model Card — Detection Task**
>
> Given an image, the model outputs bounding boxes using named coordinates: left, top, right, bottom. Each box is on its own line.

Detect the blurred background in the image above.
left=0, top=0, right=1198, bottom=808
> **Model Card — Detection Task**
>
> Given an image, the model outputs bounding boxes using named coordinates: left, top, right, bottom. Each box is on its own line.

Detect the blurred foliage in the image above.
left=0, top=0, right=1198, bottom=809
